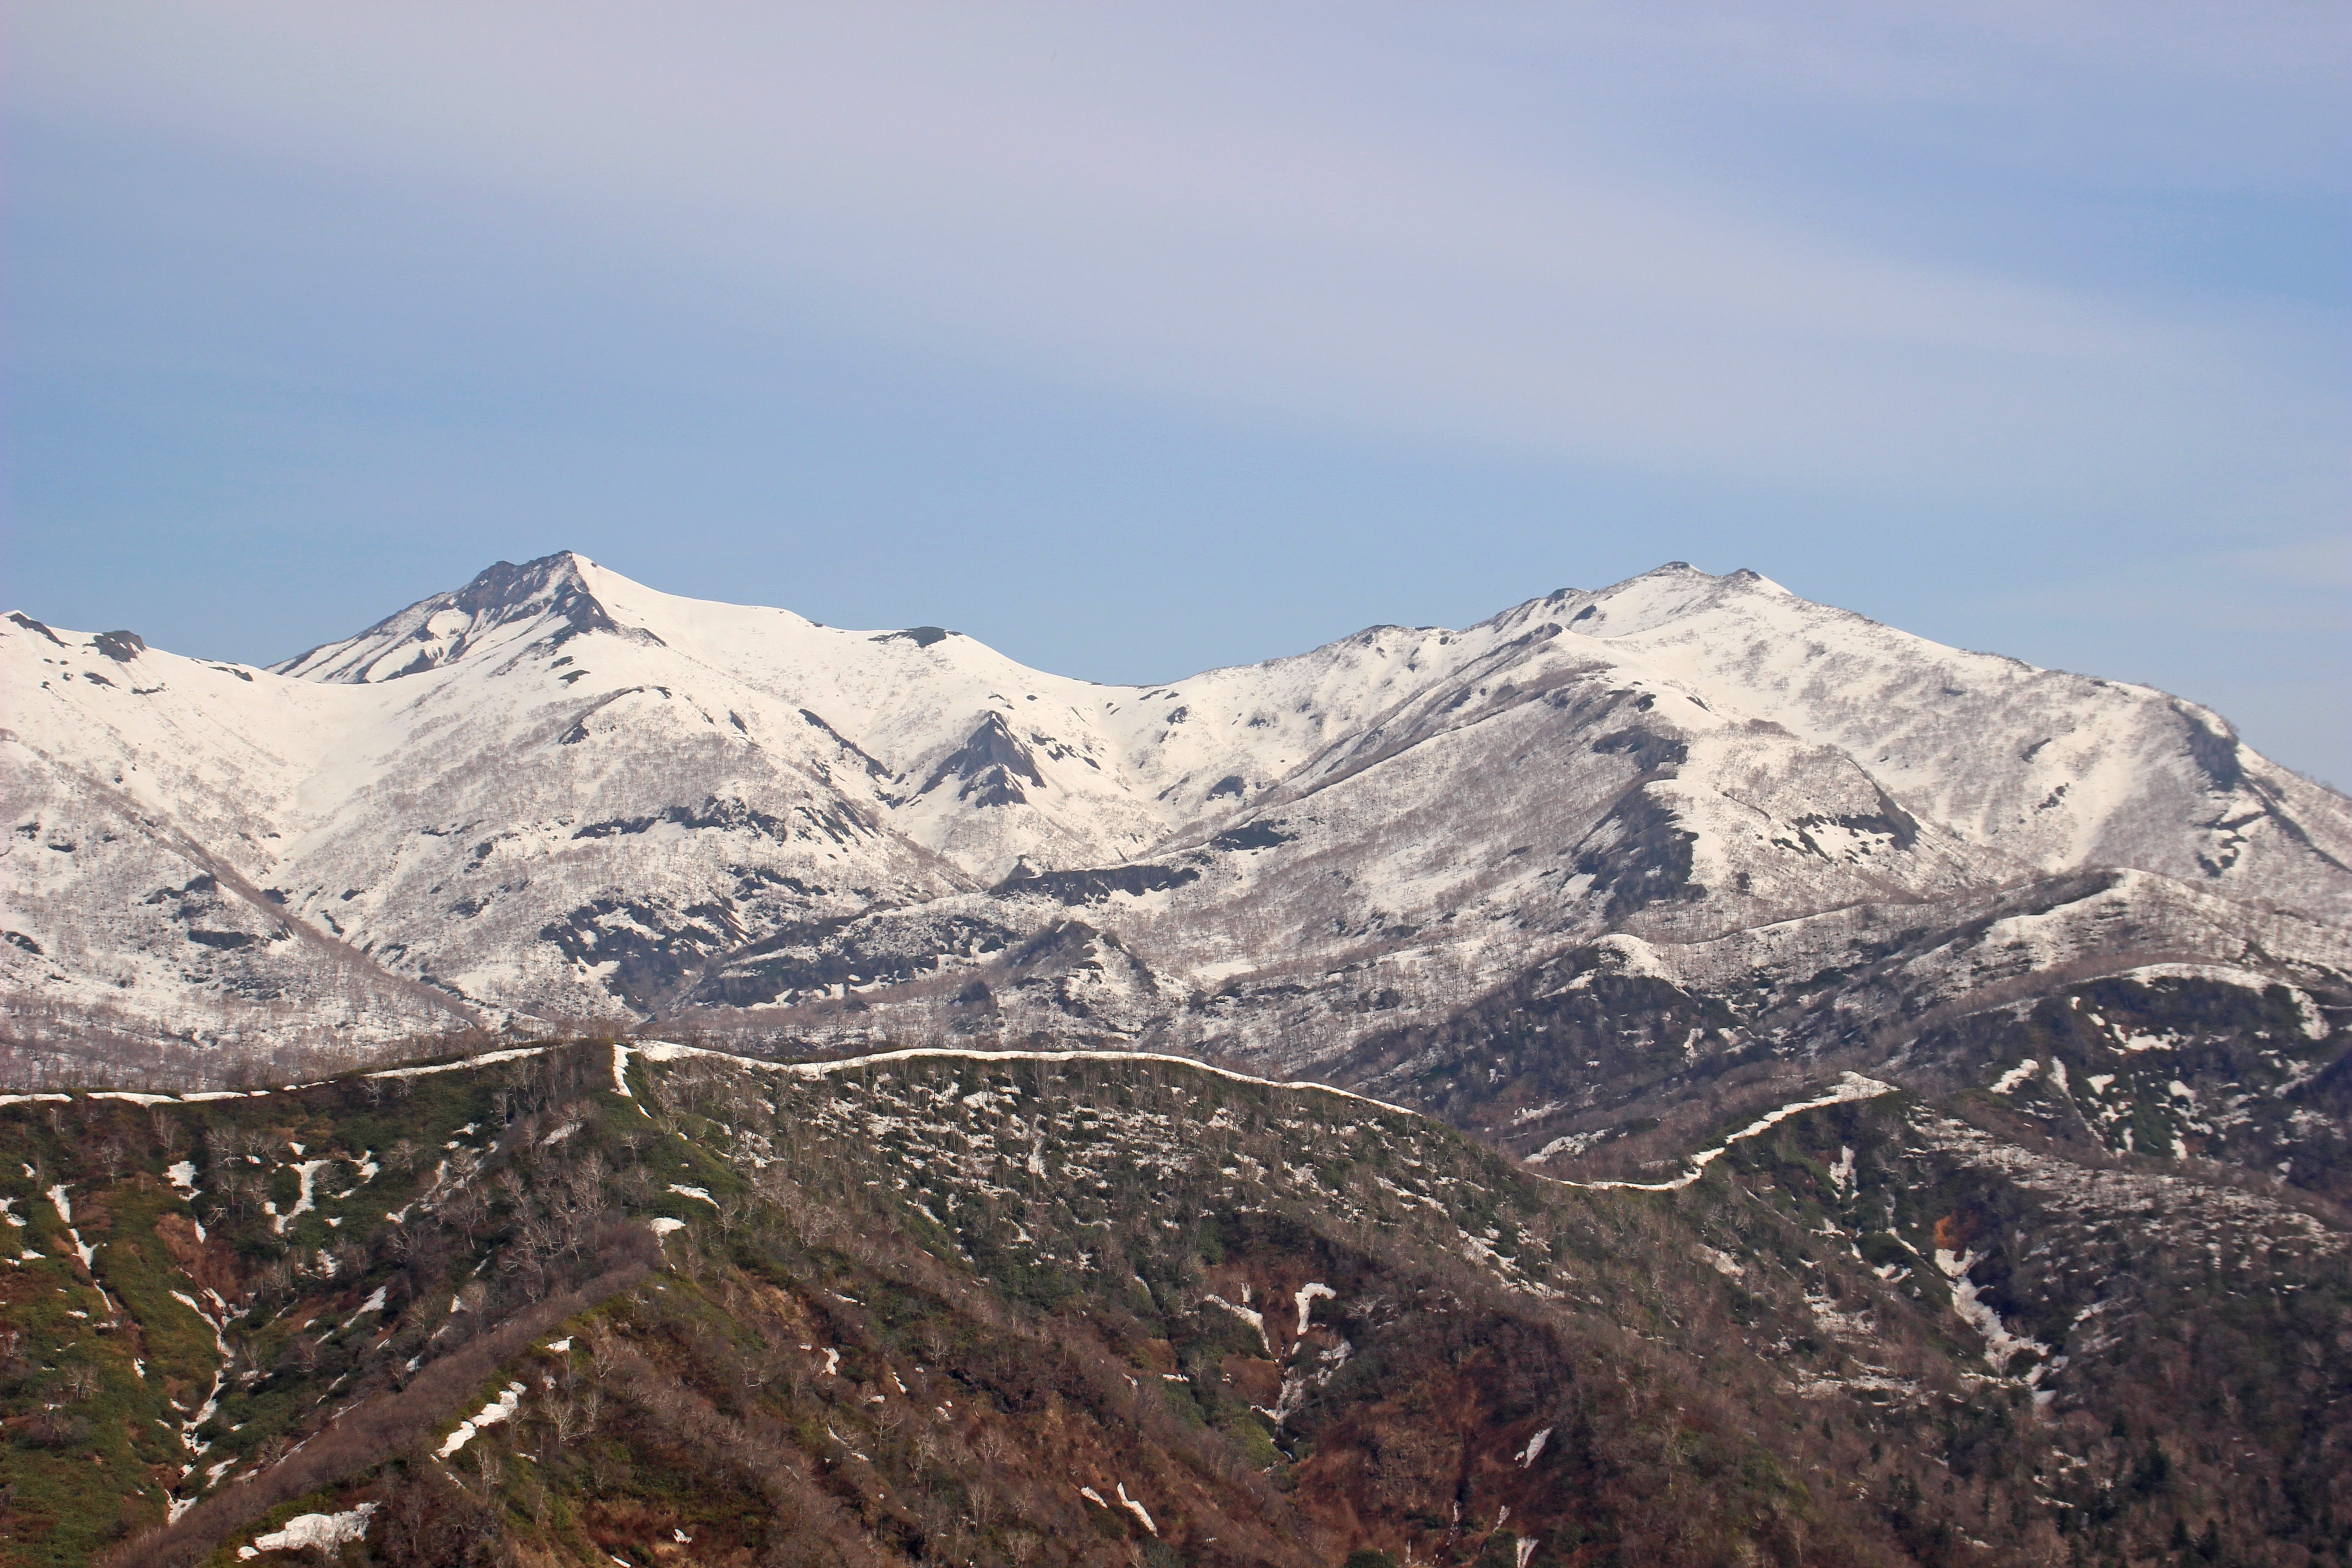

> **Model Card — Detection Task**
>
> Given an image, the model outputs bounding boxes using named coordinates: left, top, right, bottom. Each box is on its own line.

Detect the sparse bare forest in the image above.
left=0, top=1038, right=2339, bottom=1567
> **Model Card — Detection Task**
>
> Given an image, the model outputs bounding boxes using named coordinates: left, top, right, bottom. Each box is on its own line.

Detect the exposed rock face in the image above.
left=922, top=712, right=1047, bottom=808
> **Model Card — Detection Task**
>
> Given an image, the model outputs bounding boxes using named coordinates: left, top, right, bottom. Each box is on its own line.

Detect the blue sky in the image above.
left=8, top=2, right=2348, bottom=781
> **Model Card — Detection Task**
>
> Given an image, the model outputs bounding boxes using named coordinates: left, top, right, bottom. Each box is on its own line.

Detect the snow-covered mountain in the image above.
left=7, top=552, right=2348, bottom=1182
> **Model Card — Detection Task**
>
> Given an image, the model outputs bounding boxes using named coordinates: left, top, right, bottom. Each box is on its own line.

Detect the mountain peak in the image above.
left=449, top=550, right=593, bottom=612
left=272, top=549, right=653, bottom=683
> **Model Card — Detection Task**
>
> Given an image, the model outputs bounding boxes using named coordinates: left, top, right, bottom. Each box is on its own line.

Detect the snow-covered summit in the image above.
left=5, top=554, right=2346, bottom=1070
left=272, top=552, right=652, bottom=683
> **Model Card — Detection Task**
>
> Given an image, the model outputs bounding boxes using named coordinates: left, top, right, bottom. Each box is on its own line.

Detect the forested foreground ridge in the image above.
left=0, top=1039, right=2343, bottom=1567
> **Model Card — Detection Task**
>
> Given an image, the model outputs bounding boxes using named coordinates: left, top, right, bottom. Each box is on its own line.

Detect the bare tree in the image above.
left=545, top=1384, right=603, bottom=1446
left=147, top=1107, right=186, bottom=1157
left=443, top=1188, right=487, bottom=1242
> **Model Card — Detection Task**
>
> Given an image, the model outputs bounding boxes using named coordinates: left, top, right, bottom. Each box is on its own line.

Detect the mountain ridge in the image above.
left=5, top=551, right=2347, bottom=1202
left=5, top=1037, right=2344, bottom=1567
left=5, top=554, right=2351, bottom=1565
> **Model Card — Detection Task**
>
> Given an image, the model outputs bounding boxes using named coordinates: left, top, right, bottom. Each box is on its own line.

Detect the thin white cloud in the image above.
left=15, top=2, right=2347, bottom=501
left=1979, top=537, right=2352, bottom=635
left=2210, top=539, right=2352, bottom=593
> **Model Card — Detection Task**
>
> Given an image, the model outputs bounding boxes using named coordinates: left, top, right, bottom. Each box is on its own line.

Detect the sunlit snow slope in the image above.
left=5, top=553, right=2347, bottom=1081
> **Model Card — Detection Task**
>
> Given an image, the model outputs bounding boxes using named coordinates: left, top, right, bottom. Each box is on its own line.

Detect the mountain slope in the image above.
left=5, top=555, right=2347, bottom=1209
left=4, top=1041, right=2342, bottom=1567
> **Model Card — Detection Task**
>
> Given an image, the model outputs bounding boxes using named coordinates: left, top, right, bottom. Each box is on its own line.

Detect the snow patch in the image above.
left=239, top=1503, right=377, bottom=1558
left=269, top=1161, right=331, bottom=1234
left=1563, top=1073, right=1897, bottom=1192
left=1989, top=1060, right=2039, bottom=1095
left=1293, top=1282, right=1336, bottom=1335
left=366, top=1046, right=548, bottom=1080
left=1204, top=1293, right=1271, bottom=1354
left=437, top=1382, right=526, bottom=1456
left=1935, top=1249, right=2053, bottom=1378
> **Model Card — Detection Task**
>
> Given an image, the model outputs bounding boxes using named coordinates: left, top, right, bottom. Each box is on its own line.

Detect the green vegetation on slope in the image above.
left=0, top=1040, right=2340, bottom=1567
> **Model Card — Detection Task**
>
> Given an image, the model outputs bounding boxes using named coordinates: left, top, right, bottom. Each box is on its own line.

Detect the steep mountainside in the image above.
left=0, top=1041, right=2342, bottom=1567
left=5, top=555, right=2348, bottom=1212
